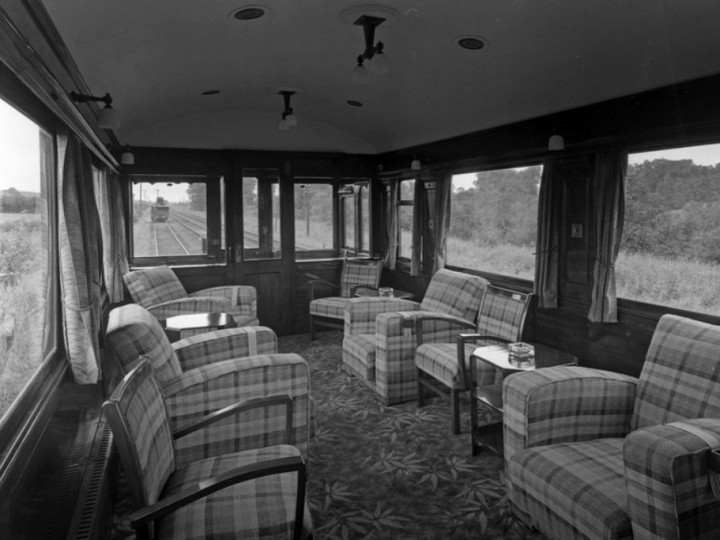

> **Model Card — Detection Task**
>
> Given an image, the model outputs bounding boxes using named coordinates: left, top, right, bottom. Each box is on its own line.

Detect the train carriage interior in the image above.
left=2, top=1, right=720, bottom=538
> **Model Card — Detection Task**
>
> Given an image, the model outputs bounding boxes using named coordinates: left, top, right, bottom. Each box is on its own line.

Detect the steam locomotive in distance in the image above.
left=150, top=196, right=170, bottom=222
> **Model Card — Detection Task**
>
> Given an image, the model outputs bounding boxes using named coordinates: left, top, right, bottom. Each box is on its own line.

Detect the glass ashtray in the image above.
left=508, top=342, right=535, bottom=368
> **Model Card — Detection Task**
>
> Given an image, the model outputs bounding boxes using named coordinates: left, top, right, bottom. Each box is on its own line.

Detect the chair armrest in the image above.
left=174, top=394, right=293, bottom=444
left=148, top=297, right=230, bottom=323
left=172, top=326, right=278, bottom=370
left=162, top=353, right=310, bottom=465
left=190, top=285, right=257, bottom=318
left=624, top=418, right=720, bottom=538
left=415, top=315, right=475, bottom=346
left=131, top=453, right=307, bottom=539
left=343, top=297, right=419, bottom=335
left=305, top=273, right=340, bottom=301
left=503, top=366, right=637, bottom=463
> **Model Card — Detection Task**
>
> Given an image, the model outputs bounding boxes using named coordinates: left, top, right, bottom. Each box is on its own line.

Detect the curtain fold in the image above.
left=58, top=128, right=103, bottom=384
left=534, top=159, right=561, bottom=308
left=384, top=181, right=399, bottom=271
left=94, top=171, right=129, bottom=304
left=410, top=177, right=425, bottom=276
left=588, top=151, right=627, bottom=323
left=432, top=170, right=452, bottom=274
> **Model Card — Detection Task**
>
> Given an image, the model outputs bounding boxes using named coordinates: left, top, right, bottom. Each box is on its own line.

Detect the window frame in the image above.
left=293, top=179, right=337, bottom=260
left=0, top=89, right=63, bottom=488
left=128, top=174, right=226, bottom=267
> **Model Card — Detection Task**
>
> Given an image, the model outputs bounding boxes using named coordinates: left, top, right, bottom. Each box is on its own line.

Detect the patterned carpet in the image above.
left=279, top=331, right=541, bottom=540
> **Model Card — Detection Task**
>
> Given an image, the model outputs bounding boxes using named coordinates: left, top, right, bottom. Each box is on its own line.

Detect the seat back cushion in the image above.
left=630, top=314, right=720, bottom=431
left=105, top=303, right=183, bottom=384
left=340, top=259, right=383, bottom=297
left=476, top=286, right=532, bottom=341
left=420, top=269, right=488, bottom=322
left=104, top=361, right=175, bottom=509
left=124, top=265, right=187, bottom=308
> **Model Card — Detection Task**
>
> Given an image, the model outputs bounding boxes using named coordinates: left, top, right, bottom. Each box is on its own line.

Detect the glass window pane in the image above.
left=294, top=183, right=333, bottom=255
left=448, top=166, right=542, bottom=279
left=132, top=180, right=207, bottom=257
left=398, top=179, right=415, bottom=260
left=0, top=99, right=51, bottom=419
left=619, top=143, right=720, bottom=314
left=360, top=184, right=369, bottom=253
left=342, top=193, right=355, bottom=250
left=243, top=171, right=281, bottom=260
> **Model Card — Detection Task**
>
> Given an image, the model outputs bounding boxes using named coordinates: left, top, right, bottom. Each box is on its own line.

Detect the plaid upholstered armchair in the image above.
left=104, top=359, right=312, bottom=540
left=105, top=303, right=311, bottom=463
left=307, top=257, right=383, bottom=339
left=415, top=285, right=532, bottom=434
left=342, top=269, right=487, bottom=405
left=124, top=265, right=258, bottom=326
left=504, top=314, right=720, bottom=539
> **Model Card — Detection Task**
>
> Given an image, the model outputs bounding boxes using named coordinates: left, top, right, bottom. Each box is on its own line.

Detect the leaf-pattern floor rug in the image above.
left=279, top=331, right=543, bottom=540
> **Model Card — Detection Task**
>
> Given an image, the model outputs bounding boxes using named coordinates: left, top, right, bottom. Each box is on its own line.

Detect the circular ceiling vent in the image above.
left=457, top=36, right=488, bottom=50
left=231, top=5, right=269, bottom=21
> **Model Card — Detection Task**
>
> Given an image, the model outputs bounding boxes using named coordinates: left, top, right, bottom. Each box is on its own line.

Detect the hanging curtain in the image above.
left=94, top=170, right=129, bottom=304
left=432, top=170, right=452, bottom=274
left=410, top=177, right=426, bottom=276
left=384, top=181, right=399, bottom=270
left=534, top=158, right=561, bottom=308
left=58, top=128, right=104, bottom=384
left=588, top=150, right=627, bottom=323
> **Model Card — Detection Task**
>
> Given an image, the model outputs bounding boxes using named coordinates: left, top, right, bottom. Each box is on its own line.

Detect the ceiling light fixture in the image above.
left=457, top=36, right=488, bottom=51
left=411, top=156, right=422, bottom=171
left=278, top=90, right=297, bottom=130
left=120, top=144, right=135, bottom=165
left=353, top=15, right=388, bottom=82
left=548, top=134, right=565, bottom=151
left=70, top=91, right=119, bottom=129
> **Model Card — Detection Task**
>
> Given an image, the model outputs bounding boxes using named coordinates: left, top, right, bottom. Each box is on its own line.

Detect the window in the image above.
left=618, top=143, right=720, bottom=314
left=294, top=182, right=334, bottom=258
left=243, top=170, right=281, bottom=260
left=447, top=165, right=542, bottom=279
left=340, top=185, right=356, bottom=252
left=130, top=175, right=225, bottom=265
left=398, top=179, right=415, bottom=260
left=0, top=97, right=54, bottom=420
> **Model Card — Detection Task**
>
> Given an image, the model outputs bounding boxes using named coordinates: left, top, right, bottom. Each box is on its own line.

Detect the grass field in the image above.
left=446, top=236, right=719, bottom=315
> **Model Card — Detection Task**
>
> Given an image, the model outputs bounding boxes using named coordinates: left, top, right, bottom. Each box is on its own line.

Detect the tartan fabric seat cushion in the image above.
left=157, top=444, right=312, bottom=540
left=339, top=259, right=383, bottom=297
left=630, top=314, right=720, bottom=431
left=106, top=303, right=183, bottom=383
left=419, top=269, right=488, bottom=322
left=416, top=342, right=502, bottom=388
left=124, top=265, right=187, bottom=308
left=309, top=296, right=349, bottom=320
left=342, top=333, right=377, bottom=383
left=507, top=438, right=632, bottom=540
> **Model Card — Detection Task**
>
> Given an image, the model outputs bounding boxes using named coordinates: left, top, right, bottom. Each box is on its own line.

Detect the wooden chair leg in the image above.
left=451, top=389, right=461, bottom=435
left=417, top=370, right=425, bottom=408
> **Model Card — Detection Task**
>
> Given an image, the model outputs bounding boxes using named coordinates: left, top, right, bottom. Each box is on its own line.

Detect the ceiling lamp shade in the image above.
left=120, top=145, right=134, bottom=165
left=70, top=91, right=120, bottom=129
left=548, top=134, right=565, bottom=151
left=97, top=106, right=119, bottom=129
left=411, top=157, right=422, bottom=171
